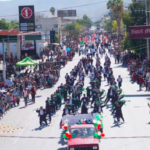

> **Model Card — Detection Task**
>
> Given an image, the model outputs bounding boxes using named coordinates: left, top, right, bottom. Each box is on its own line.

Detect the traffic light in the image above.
left=50, top=30, right=55, bottom=43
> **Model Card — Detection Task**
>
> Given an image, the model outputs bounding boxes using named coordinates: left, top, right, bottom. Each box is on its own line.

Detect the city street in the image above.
left=0, top=53, right=150, bottom=150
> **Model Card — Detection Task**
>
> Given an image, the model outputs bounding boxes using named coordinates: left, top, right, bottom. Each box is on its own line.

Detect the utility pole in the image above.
left=145, top=0, right=150, bottom=59
left=2, top=39, right=6, bottom=82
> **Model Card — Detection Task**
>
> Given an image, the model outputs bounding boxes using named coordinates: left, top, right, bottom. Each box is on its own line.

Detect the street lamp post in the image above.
left=145, top=0, right=150, bottom=59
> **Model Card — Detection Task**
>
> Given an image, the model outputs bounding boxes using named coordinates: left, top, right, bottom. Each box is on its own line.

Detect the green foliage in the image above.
left=121, top=2, right=146, bottom=53
left=122, top=11, right=131, bottom=30
left=76, top=14, right=93, bottom=28
left=0, top=19, right=19, bottom=30
left=64, top=23, right=82, bottom=38
left=55, top=33, right=59, bottom=43
left=50, top=7, right=55, bottom=15
left=94, top=19, right=102, bottom=27
left=107, top=0, right=124, bottom=36
left=104, top=19, right=113, bottom=32
left=112, top=20, right=117, bottom=32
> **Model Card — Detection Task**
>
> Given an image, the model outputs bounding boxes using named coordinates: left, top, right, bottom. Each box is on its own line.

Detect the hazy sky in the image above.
left=0, top=0, right=132, bottom=21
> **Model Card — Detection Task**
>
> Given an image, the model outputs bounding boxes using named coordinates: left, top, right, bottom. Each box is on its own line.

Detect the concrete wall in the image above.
left=35, top=17, right=62, bottom=34
left=0, top=43, right=17, bottom=58
left=36, top=41, right=48, bottom=56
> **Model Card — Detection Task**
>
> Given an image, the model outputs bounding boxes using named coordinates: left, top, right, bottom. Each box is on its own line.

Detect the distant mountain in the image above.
left=0, top=0, right=132, bottom=21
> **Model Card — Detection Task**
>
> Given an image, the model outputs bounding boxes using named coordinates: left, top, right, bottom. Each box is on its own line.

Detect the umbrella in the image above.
left=16, top=57, right=38, bottom=66
left=66, top=48, right=71, bottom=52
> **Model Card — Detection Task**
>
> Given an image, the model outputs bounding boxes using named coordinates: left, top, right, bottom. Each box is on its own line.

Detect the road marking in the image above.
left=13, top=123, right=28, bottom=145
left=13, top=114, right=34, bottom=145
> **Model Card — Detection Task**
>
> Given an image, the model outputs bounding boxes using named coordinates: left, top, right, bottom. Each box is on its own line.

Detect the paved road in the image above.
left=1, top=53, right=150, bottom=150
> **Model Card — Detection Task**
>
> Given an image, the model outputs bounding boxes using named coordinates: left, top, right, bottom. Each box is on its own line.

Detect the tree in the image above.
left=104, top=19, right=113, bottom=32
left=121, top=2, right=146, bottom=53
left=107, top=0, right=124, bottom=37
left=94, top=19, right=102, bottom=27
left=0, top=19, right=10, bottom=29
left=112, top=20, right=117, bottom=32
left=64, top=23, right=82, bottom=38
left=0, top=19, right=19, bottom=30
left=83, top=14, right=88, bottom=20
left=55, top=33, right=59, bottom=43
left=122, top=11, right=131, bottom=31
left=50, top=7, right=55, bottom=16
left=76, top=14, right=93, bottom=28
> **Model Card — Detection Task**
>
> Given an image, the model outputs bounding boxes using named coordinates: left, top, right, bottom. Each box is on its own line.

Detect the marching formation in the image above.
left=36, top=33, right=127, bottom=128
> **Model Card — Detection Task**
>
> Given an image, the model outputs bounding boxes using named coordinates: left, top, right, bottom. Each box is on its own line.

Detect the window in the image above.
left=54, top=24, right=58, bottom=28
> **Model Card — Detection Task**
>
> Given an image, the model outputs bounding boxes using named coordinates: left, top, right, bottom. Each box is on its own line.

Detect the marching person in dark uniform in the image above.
left=91, top=87, right=98, bottom=106
left=50, top=94, right=56, bottom=114
left=86, top=86, right=91, bottom=99
left=45, top=97, right=52, bottom=123
left=106, top=86, right=116, bottom=104
left=81, top=101, right=88, bottom=114
left=93, top=95, right=107, bottom=112
left=81, top=94, right=89, bottom=104
left=36, top=106, right=48, bottom=127
left=55, top=92, right=62, bottom=110
left=115, top=101, right=126, bottom=122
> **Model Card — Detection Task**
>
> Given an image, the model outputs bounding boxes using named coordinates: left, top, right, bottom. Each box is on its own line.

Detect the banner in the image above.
left=62, top=113, right=98, bottom=125
left=129, top=25, right=150, bottom=39
left=21, top=41, right=35, bottom=50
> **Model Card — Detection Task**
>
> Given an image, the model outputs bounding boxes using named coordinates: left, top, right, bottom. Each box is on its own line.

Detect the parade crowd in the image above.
left=36, top=34, right=126, bottom=127
left=122, top=52, right=150, bottom=91
left=0, top=42, right=77, bottom=118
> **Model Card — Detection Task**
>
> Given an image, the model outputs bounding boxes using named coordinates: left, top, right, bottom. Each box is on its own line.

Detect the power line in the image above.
left=0, top=1, right=108, bottom=18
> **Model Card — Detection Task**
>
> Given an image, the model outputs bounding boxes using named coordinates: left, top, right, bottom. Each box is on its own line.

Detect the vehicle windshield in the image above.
left=70, top=127, right=95, bottom=138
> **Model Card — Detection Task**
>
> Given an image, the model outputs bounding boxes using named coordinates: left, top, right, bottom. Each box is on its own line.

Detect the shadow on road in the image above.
left=125, top=94, right=150, bottom=97
left=19, top=106, right=26, bottom=109
left=113, top=65, right=127, bottom=68
left=32, top=124, right=50, bottom=131
left=111, top=119, right=124, bottom=128
left=57, top=148, right=66, bottom=150
left=146, top=122, right=150, bottom=125
left=35, top=95, right=42, bottom=98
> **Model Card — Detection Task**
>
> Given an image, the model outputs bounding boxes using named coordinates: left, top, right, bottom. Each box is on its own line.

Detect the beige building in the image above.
left=35, top=16, right=62, bottom=43
left=35, top=16, right=76, bottom=43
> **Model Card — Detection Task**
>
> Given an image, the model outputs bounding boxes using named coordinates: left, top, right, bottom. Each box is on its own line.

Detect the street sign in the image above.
left=25, top=35, right=42, bottom=40
left=21, top=7, right=33, bottom=19
left=19, top=6, right=35, bottom=32
left=57, top=10, right=76, bottom=17
left=129, top=25, right=150, bottom=39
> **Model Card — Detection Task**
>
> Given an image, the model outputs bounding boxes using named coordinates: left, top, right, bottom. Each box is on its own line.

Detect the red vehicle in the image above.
left=67, top=124, right=100, bottom=150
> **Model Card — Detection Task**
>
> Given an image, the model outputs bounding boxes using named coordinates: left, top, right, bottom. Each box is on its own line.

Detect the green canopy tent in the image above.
left=16, top=57, right=38, bottom=66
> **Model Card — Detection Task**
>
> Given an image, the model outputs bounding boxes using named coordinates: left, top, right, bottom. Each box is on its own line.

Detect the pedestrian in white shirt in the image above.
left=117, top=75, right=122, bottom=88
left=23, top=88, right=28, bottom=107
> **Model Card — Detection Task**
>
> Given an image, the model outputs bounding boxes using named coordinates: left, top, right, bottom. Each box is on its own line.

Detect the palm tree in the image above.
left=50, top=7, right=55, bottom=16
left=107, top=0, right=124, bottom=38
